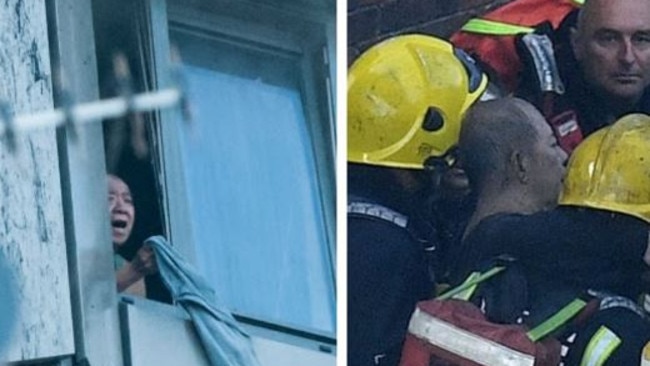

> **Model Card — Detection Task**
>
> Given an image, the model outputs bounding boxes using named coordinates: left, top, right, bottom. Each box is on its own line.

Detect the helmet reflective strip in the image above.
left=461, top=18, right=534, bottom=35
left=579, top=326, right=621, bottom=366
left=347, top=202, right=409, bottom=228
left=408, top=307, right=535, bottom=366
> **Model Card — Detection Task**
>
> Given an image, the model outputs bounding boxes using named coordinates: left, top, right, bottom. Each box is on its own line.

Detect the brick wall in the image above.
left=348, top=0, right=514, bottom=64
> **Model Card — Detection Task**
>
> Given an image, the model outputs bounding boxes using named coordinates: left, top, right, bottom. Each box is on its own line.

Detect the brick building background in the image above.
left=348, top=0, right=514, bottom=64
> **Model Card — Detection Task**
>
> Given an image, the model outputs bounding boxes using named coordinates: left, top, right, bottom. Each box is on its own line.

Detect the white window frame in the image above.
left=143, top=0, right=337, bottom=349
left=42, top=0, right=335, bottom=364
left=47, top=0, right=125, bottom=364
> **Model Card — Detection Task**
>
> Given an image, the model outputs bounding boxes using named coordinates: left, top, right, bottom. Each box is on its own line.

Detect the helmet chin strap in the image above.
left=422, top=154, right=452, bottom=204
left=422, top=145, right=474, bottom=204
left=424, top=145, right=459, bottom=172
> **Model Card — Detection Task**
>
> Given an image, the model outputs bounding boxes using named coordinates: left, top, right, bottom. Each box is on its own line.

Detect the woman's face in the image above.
left=108, top=175, right=135, bottom=249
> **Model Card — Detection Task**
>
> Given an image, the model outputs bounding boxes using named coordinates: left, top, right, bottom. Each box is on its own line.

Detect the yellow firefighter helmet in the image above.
left=348, top=34, right=489, bottom=170
left=559, top=113, right=650, bottom=223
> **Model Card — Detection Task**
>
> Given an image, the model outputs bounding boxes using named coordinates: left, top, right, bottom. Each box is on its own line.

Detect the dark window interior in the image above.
left=93, top=0, right=171, bottom=303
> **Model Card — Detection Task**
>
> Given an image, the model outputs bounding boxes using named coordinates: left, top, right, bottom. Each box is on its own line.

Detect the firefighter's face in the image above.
left=108, top=175, right=135, bottom=249
left=572, top=0, right=650, bottom=103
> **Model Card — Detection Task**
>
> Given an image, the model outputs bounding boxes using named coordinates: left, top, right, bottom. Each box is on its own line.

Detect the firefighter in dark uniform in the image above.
left=347, top=35, right=489, bottom=366
left=519, top=0, right=650, bottom=153
left=460, top=114, right=650, bottom=365
left=451, top=0, right=650, bottom=154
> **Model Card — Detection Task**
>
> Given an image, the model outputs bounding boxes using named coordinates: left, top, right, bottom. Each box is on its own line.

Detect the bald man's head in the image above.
left=460, top=98, right=535, bottom=187
left=459, top=98, right=567, bottom=206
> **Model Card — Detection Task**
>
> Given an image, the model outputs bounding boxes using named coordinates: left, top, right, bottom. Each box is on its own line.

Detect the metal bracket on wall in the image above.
left=0, top=54, right=190, bottom=153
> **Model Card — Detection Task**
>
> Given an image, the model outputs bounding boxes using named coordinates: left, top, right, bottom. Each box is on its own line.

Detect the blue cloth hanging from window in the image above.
left=146, top=235, right=262, bottom=366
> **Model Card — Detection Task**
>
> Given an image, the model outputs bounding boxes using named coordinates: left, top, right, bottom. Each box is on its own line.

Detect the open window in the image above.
left=2, top=0, right=333, bottom=364
left=92, top=0, right=336, bottom=360
left=166, top=22, right=336, bottom=334
left=158, top=0, right=337, bottom=338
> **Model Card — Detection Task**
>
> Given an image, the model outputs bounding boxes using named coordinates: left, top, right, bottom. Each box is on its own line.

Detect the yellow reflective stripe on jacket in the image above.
left=451, top=272, right=480, bottom=301
left=437, top=266, right=505, bottom=300
left=526, top=298, right=586, bottom=342
left=461, top=0, right=583, bottom=36
left=461, top=18, right=535, bottom=35
left=579, top=326, right=621, bottom=366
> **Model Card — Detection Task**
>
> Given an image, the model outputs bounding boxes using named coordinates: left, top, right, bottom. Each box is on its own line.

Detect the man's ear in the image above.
left=510, top=151, right=529, bottom=184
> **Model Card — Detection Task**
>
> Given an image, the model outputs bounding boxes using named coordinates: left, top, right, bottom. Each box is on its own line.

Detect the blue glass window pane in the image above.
left=176, top=53, right=335, bottom=333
